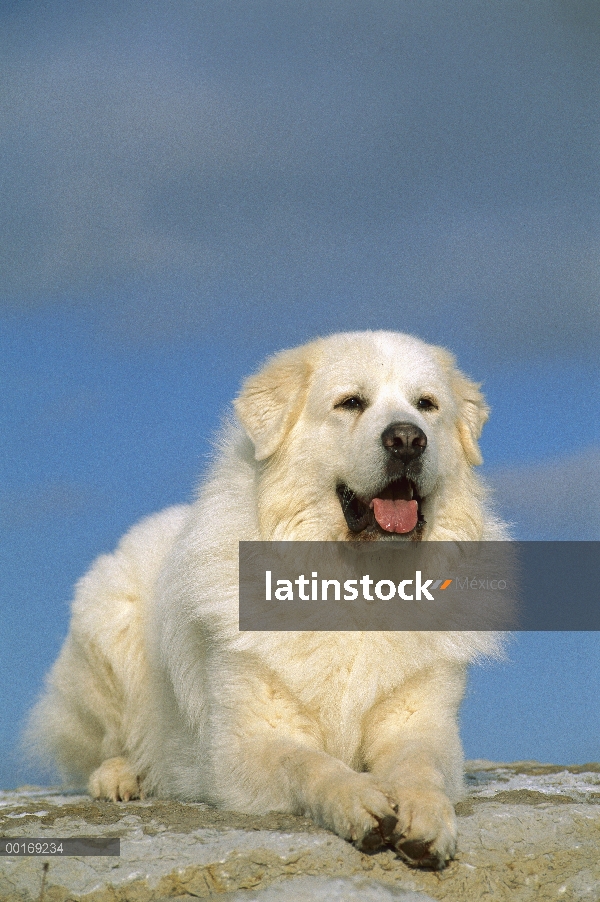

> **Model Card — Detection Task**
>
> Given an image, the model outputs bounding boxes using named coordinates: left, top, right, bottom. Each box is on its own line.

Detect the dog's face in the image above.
left=236, top=331, right=489, bottom=541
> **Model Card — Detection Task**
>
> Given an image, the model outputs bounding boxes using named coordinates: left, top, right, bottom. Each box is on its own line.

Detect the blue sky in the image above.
left=1, top=0, right=599, bottom=789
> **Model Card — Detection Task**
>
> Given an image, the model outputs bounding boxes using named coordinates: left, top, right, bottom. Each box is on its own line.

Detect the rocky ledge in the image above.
left=1, top=762, right=599, bottom=902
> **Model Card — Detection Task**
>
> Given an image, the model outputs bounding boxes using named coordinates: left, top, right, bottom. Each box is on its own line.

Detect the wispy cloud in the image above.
left=1, top=1, right=599, bottom=358
left=0, top=482, right=99, bottom=529
left=487, top=447, right=600, bottom=540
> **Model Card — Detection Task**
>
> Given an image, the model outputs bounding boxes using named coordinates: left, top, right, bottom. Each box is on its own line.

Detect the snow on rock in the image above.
left=0, top=763, right=599, bottom=901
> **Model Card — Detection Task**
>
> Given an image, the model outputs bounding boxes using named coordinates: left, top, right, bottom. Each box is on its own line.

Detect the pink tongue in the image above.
left=372, top=498, right=418, bottom=534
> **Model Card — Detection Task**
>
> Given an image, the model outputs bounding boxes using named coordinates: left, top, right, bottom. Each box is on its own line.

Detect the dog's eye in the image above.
left=416, top=396, right=438, bottom=412
left=335, top=396, right=365, bottom=412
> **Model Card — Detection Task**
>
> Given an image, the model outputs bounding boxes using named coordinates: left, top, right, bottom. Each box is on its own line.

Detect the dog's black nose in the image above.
left=381, top=422, right=427, bottom=462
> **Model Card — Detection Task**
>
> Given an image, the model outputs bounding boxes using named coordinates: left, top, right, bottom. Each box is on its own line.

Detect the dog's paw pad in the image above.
left=355, top=812, right=398, bottom=853
left=396, top=838, right=448, bottom=871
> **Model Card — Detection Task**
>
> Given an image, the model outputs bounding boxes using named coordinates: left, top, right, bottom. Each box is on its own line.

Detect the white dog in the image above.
left=27, top=331, right=508, bottom=869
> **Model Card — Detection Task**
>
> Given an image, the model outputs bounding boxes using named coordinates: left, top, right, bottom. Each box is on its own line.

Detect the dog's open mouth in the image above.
left=337, top=478, right=426, bottom=535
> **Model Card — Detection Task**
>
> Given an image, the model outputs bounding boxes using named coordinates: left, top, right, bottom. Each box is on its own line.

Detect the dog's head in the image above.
left=235, top=331, right=489, bottom=541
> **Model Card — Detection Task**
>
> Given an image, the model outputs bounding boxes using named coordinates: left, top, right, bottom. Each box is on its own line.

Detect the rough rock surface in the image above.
left=1, top=763, right=599, bottom=901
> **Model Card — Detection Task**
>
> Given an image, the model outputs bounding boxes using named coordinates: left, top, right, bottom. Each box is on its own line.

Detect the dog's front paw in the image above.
left=88, top=756, right=143, bottom=802
left=388, top=785, right=457, bottom=870
left=315, top=772, right=398, bottom=853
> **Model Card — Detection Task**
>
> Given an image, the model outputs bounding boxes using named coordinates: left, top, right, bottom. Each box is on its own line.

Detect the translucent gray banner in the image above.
left=0, top=838, right=120, bottom=856
left=238, top=542, right=600, bottom=631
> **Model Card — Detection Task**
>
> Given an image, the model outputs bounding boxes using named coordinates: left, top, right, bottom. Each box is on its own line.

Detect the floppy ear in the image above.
left=234, top=346, right=313, bottom=461
left=452, top=370, right=489, bottom=466
left=434, top=348, right=489, bottom=466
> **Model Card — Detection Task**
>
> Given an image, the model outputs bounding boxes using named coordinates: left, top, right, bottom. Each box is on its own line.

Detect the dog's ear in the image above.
left=234, top=346, right=313, bottom=461
left=435, top=348, right=489, bottom=466
left=454, top=371, right=489, bottom=466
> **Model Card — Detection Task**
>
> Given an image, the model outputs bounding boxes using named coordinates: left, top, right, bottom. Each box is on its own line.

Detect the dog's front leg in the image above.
left=207, top=669, right=398, bottom=851
left=362, top=662, right=467, bottom=869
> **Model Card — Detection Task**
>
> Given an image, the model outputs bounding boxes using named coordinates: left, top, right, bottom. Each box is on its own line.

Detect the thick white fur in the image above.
left=26, top=331, right=509, bottom=868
